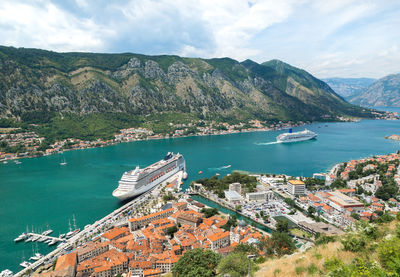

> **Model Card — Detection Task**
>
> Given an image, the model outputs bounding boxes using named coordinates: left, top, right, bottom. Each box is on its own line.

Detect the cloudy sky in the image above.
left=0, top=0, right=399, bottom=78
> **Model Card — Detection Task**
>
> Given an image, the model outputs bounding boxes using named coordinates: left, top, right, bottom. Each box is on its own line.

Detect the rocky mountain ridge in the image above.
left=0, top=46, right=378, bottom=123
left=349, top=73, right=400, bottom=107
left=322, top=77, right=376, bottom=99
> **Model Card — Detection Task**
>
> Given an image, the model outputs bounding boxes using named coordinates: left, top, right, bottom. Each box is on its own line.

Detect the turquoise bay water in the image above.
left=1, top=111, right=400, bottom=270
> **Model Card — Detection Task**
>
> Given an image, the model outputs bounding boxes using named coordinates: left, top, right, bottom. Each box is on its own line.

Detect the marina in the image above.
left=12, top=170, right=184, bottom=277
left=1, top=114, right=400, bottom=271
left=22, top=233, right=64, bottom=244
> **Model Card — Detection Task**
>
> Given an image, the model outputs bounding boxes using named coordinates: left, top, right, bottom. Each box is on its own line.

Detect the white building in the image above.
left=288, top=180, right=305, bottom=195
left=224, top=190, right=242, bottom=204
left=246, top=191, right=274, bottom=202
left=312, top=173, right=326, bottom=180
left=229, top=182, right=242, bottom=194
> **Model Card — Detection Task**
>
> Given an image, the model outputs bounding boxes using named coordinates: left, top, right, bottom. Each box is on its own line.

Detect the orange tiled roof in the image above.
left=338, top=188, right=356, bottom=193
left=308, top=193, right=322, bottom=202
left=94, top=265, right=111, bottom=273
left=208, top=231, right=230, bottom=242
left=288, top=179, right=305, bottom=185
left=55, top=252, right=77, bottom=271
left=102, top=226, right=129, bottom=240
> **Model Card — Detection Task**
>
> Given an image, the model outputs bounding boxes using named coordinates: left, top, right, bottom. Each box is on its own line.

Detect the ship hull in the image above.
left=113, top=153, right=185, bottom=201
left=277, top=134, right=317, bottom=143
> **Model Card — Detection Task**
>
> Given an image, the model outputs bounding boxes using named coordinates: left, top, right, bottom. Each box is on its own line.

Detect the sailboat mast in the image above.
left=73, top=214, right=77, bottom=230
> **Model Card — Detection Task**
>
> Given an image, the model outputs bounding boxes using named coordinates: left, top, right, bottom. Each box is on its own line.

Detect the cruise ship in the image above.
left=276, top=129, right=317, bottom=143
left=112, top=152, right=186, bottom=200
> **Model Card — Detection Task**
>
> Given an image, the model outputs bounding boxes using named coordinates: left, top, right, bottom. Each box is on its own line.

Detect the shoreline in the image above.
left=0, top=121, right=308, bottom=163
left=1, top=115, right=398, bottom=164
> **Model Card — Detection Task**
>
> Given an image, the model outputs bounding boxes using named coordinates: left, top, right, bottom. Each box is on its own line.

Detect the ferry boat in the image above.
left=113, top=152, right=186, bottom=201
left=276, top=129, right=317, bottom=143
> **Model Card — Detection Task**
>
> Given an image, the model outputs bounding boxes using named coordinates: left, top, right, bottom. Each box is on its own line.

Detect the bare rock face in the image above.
left=144, top=60, right=166, bottom=80
left=127, top=57, right=141, bottom=69
left=167, top=61, right=198, bottom=84
left=0, top=45, right=378, bottom=121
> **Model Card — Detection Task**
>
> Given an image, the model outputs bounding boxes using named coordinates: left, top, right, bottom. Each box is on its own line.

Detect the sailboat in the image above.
left=60, top=157, right=67, bottom=166
left=66, top=215, right=80, bottom=238
left=20, top=251, right=31, bottom=268
left=29, top=243, right=43, bottom=261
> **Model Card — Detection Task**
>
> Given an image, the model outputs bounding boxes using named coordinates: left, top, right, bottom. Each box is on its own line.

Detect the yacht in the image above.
left=14, top=233, right=28, bottom=242
left=38, top=237, right=47, bottom=242
left=42, top=229, right=53, bottom=236
left=0, top=270, right=13, bottom=277
left=19, top=261, right=31, bottom=268
left=48, top=239, right=58, bottom=246
left=30, top=253, right=43, bottom=261
left=25, top=236, right=33, bottom=242
left=31, top=236, right=39, bottom=242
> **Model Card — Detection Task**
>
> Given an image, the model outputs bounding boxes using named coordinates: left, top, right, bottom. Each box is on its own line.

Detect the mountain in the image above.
left=0, top=46, right=379, bottom=126
left=349, top=73, right=400, bottom=107
left=322, top=77, right=376, bottom=99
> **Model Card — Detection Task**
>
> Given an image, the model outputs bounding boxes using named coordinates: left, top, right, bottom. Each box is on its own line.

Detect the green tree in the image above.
left=217, top=252, right=258, bottom=277
left=308, top=206, right=316, bottom=216
left=172, top=248, right=221, bottom=277
left=270, top=231, right=296, bottom=256
left=350, top=213, right=360, bottom=220
left=341, top=233, right=366, bottom=252
left=201, top=208, right=219, bottom=218
left=378, top=235, right=400, bottom=273
left=276, top=219, right=289, bottom=233
left=166, top=225, right=178, bottom=237
left=221, top=215, right=238, bottom=231
left=233, top=243, right=259, bottom=256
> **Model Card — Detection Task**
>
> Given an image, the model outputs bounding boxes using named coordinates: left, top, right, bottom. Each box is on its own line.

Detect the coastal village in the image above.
left=0, top=120, right=306, bottom=162
left=1, top=108, right=398, bottom=163
left=11, top=151, right=400, bottom=277
left=23, top=172, right=267, bottom=277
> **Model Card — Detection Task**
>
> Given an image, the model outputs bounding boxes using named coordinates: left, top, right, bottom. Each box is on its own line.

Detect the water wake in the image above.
left=208, top=165, right=232, bottom=171
left=255, top=141, right=281, bottom=145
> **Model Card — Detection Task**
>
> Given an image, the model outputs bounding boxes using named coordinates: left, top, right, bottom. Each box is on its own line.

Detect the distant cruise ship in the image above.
left=276, top=129, right=317, bottom=143
left=112, top=153, right=186, bottom=201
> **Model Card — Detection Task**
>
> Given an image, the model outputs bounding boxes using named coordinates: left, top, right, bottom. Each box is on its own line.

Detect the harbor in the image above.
left=2, top=117, right=400, bottom=271
left=12, top=170, right=185, bottom=277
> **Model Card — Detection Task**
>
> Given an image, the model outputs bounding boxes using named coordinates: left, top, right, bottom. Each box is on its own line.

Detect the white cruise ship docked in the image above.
left=276, top=129, right=317, bottom=143
left=113, top=152, right=186, bottom=200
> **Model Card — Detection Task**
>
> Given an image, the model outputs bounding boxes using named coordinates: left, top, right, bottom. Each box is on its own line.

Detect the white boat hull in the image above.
left=113, top=168, right=184, bottom=201
left=277, top=134, right=317, bottom=143
left=113, top=153, right=185, bottom=201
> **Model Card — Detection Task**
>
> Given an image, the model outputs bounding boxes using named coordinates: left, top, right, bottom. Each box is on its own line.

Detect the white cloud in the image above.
left=199, top=0, right=296, bottom=59
left=0, top=1, right=114, bottom=52
left=0, top=0, right=398, bottom=78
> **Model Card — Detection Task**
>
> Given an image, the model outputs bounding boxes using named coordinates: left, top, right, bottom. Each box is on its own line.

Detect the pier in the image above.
left=14, top=170, right=184, bottom=277
left=25, top=233, right=65, bottom=243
